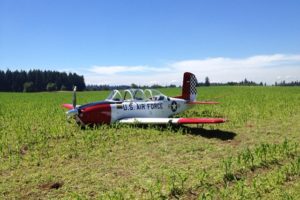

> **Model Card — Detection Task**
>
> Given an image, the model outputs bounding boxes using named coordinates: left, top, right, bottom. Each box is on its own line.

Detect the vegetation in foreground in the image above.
left=0, top=86, right=300, bottom=199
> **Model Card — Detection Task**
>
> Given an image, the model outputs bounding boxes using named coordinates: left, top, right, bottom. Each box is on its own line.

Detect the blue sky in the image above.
left=1, top=0, right=300, bottom=85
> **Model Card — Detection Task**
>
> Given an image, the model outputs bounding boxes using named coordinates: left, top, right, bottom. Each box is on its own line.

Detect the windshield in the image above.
left=106, top=90, right=122, bottom=101
left=144, top=89, right=167, bottom=101
left=106, top=89, right=167, bottom=101
left=133, top=89, right=146, bottom=101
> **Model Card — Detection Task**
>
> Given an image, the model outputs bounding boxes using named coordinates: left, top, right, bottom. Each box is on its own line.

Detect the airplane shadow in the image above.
left=82, top=123, right=236, bottom=141
left=134, top=124, right=237, bottom=141
left=182, top=126, right=236, bottom=141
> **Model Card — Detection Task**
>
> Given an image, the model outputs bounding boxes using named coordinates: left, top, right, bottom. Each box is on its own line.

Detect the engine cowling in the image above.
left=79, top=104, right=111, bottom=125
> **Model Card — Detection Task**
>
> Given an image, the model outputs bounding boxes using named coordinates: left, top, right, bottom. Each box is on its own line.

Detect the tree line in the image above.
left=1, top=71, right=299, bottom=92
left=85, top=83, right=177, bottom=91
left=0, top=69, right=86, bottom=92
left=86, top=77, right=300, bottom=91
left=198, top=77, right=300, bottom=87
left=198, top=77, right=267, bottom=86
left=275, top=81, right=300, bottom=86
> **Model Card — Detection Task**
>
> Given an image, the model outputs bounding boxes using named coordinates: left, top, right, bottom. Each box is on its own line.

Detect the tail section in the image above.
left=181, top=72, right=198, bottom=101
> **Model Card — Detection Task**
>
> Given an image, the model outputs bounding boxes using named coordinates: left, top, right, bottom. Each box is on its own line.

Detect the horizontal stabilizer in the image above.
left=119, top=117, right=226, bottom=124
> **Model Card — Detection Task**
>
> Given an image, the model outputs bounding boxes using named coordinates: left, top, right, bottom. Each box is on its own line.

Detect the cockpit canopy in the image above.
left=106, top=89, right=167, bottom=102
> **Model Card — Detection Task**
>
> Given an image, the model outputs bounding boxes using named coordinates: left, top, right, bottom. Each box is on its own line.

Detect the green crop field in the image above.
left=0, top=86, right=300, bottom=199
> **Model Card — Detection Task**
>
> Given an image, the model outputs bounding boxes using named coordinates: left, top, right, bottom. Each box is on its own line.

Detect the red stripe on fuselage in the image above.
left=79, top=103, right=111, bottom=125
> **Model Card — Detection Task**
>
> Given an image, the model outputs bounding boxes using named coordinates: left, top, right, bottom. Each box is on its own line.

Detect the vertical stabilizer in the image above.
left=181, top=72, right=198, bottom=101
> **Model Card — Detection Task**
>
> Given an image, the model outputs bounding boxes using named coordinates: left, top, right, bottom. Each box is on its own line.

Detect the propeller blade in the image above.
left=72, top=86, right=77, bottom=108
left=66, top=86, right=79, bottom=120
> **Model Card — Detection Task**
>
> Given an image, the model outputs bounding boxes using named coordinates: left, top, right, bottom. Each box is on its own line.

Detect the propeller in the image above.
left=72, top=86, right=77, bottom=109
left=67, top=86, right=79, bottom=118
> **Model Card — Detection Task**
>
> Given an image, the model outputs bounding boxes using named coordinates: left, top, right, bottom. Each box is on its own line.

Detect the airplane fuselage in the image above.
left=111, top=98, right=189, bottom=122
left=76, top=98, right=190, bottom=125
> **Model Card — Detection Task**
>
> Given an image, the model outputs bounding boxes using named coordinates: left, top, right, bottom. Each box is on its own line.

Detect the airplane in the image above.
left=62, top=72, right=226, bottom=126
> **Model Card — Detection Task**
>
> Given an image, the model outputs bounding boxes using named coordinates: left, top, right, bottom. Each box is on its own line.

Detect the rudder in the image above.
left=181, top=72, right=198, bottom=101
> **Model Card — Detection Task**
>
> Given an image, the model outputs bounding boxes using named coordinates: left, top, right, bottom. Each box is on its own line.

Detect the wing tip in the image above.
left=62, top=104, right=73, bottom=110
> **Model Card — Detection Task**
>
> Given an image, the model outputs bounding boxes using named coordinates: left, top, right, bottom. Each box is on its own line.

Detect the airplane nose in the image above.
left=79, top=104, right=111, bottom=125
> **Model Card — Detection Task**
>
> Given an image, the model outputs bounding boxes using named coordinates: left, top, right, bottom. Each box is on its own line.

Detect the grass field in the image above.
left=0, top=86, right=300, bottom=199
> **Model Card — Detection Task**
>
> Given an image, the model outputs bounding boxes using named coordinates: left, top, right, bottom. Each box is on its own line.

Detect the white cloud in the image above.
left=82, top=54, right=300, bottom=85
left=89, top=65, right=170, bottom=75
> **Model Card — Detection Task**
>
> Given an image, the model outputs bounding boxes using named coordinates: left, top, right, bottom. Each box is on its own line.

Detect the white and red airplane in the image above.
left=62, top=72, right=226, bottom=126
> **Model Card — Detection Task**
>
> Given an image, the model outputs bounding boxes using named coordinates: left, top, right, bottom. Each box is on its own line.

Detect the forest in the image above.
left=0, top=69, right=86, bottom=92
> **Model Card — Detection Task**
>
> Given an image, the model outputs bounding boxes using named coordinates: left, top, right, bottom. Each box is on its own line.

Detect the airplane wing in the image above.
left=118, top=117, right=226, bottom=124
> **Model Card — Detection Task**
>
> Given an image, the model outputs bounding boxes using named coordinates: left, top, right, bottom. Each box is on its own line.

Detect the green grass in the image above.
left=0, top=86, right=300, bottom=199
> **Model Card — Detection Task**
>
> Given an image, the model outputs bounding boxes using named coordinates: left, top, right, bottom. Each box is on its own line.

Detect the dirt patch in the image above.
left=20, top=145, right=28, bottom=155
left=223, top=139, right=241, bottom=147
left=39, top=182, right=63, bottom=190
left=245, top=123, right=254, bottom=128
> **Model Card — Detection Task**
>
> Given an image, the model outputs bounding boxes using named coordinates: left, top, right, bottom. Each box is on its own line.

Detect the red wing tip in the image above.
left=178, top=118, right=226, bottom=124
left=62, top=104, right=73, bottom=110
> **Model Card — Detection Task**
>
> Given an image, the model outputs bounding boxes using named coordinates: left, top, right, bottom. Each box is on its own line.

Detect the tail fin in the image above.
left=181, top=72, right=198, bottom=101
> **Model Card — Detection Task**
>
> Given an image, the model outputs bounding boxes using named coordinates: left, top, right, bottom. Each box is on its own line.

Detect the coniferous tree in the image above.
left=205, top=77, right=210, bottom=86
